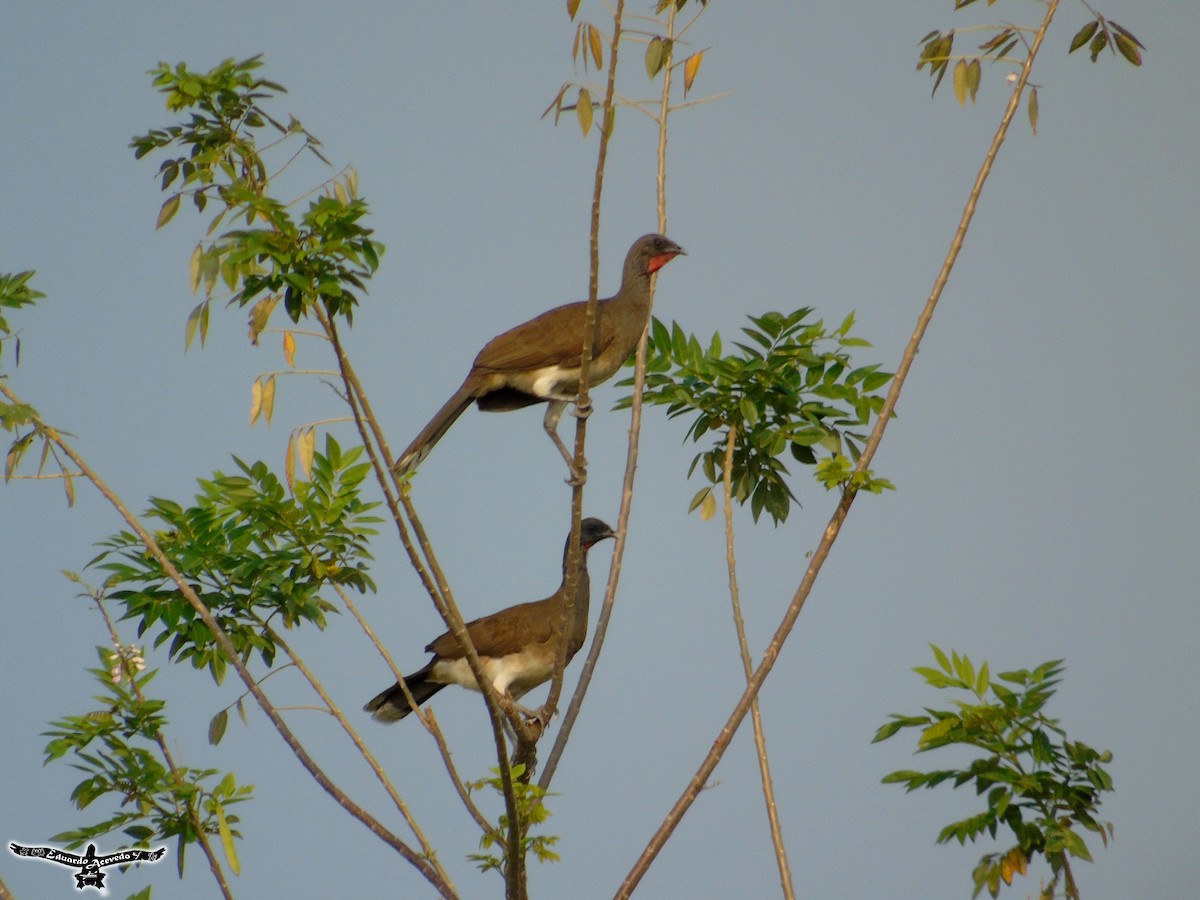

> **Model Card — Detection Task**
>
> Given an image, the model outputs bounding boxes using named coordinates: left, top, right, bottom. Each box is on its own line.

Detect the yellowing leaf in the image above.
left=250, top=378, right=263, bottom=426
left=247, top=294, right=280, bottom=345
left=185, top=302, right=204, bottom=352
left=216, top=803, right=241, bottom=876
left=1000, top=847, right=1028, bottom=885
left=6, top=433, right=34, bottom=482
left=1028, top=87, right=1039, bottom=136
left=576, top=87, right=593, bottom=137
left=199, top=299, right=210, bottom=348
left=262, top=375, right=276, bottom=425
left=967, top=59, right=981, bottom=103
left=299, top=427, right=315, bottom=479
left=285, top=432, right=296, bottom=491
left=700, top=490, right=717, bottom=521
left=567, top=0, right=581, bottom=20
left=588, top=24, right=603, bottom=71
left=283, top=331, right=296, bottom=367
left=333, top=180, right=348, bottom=205
left=156, top=194, right=181, bottom=229
left=952, top=59, right=969, bottom=106
left=684, top=50, right=703, bottom=96
left=540, top=83, right=570, bottom=123
left=63, top=471, right=75, bottom=507
left=189, top=244, right=203, bottom=294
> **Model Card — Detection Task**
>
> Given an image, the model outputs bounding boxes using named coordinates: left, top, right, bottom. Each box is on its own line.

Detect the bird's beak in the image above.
left=648, top=246, right=685, bottom=273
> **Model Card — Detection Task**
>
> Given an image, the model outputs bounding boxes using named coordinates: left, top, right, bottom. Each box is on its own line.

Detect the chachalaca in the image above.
left=364, top=517, right=617, bottom=722
left=392, top=234, right=685, bottom=477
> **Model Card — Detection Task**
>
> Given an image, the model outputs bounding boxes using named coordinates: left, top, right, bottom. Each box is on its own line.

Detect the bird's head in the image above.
left=628, top=233, right=686, bottom=277
left=579, top=517, right=617, bottom=550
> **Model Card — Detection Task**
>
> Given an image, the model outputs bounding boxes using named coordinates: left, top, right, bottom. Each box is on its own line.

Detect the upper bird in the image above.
left=392, top=234, right=685, bottom=477
left=364, top=517, right=617, bottom=722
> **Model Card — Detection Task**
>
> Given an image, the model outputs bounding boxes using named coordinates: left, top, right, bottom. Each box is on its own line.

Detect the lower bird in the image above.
left=364, top=517, right=617, bottom=722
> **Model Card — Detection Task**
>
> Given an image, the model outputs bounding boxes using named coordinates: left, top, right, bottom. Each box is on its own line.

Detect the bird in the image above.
left=364, top=517, right=618, bottom=722
left=392, top=234, right=685, bottom=477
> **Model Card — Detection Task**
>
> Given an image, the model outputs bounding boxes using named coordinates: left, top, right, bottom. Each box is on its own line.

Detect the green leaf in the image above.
left=861, top=371, right=892, bottom=392
left=953, top=59, right=969, bottom=106
left=645, top=37, right=672, bottom=79
left=576, top=87, right=593, bottom=136
left=881, top=769, right=925, bottom=785
left=1114, top=32, right=1143, bottom=67
left=931, top=644, right=952, bottom=674
left=1069, top=20, right=1100, bottom=54
left=1061, top=827, right=1093, bottom=861
left=208, top=709, right=229, bottom=745
left=156, top=194, right=181, bottom=229
left=966, top=59, right=981, bottom=103
left=919, top=716, right=959, bottom=747
left=738, top=395, right=759, bottom=428
left=872, top=720, right=906, bottom=743
left=687, top=486, right=712, bottom=514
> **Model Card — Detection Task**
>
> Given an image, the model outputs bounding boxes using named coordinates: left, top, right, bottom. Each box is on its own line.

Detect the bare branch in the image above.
left=616, top=3, right=1062, bottom=894
left=720, top=428, right=795, bottom=899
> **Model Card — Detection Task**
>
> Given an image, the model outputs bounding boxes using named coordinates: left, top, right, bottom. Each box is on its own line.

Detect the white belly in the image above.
left=429, top=649, right=554, bottom=700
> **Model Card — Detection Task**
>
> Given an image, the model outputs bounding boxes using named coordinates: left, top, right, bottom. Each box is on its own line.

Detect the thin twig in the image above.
left=721, top=428, right=794, bottom=900
left=539, top=0, right=656, bottom=793
left=255, top=618, right=453, bottom=890
left=321, top=308, right=524, bottom=836
left=333, top=582, right=491, bottom=834
left=615, top=3, right=1060, bottom=894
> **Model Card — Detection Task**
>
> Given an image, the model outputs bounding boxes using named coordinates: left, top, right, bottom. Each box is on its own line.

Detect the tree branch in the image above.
left=721, top=428, right=794, bottom=899
left=616, top=3, right=1060, bottom=894
left=0, top=383, right=456, bottom=899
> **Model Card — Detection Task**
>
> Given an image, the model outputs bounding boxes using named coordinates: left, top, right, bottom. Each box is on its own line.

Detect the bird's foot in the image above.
left=548, top=430, right=587, bottom=485
left=512, top=701, right=540, bottom=720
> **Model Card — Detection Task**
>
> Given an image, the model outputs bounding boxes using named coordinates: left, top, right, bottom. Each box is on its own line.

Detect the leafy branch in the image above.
left=622, top=308, right=893, bottom=524
left=875, top=646, right=1114, bottom=899
left=43, top=585, right=241, bottom=896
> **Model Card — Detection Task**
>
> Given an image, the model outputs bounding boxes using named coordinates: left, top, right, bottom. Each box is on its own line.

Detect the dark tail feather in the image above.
left=364, top=664, right=446, bottom=723
left=392, top=383, right=476, bottom=476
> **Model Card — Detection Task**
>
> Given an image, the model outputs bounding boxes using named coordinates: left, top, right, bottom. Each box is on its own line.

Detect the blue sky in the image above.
left=2, top=3, right=1197, bottom=898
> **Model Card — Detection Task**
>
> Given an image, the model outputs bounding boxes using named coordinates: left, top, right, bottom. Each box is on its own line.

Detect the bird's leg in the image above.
left=543, top=400, right=586, bottom=485
left=496, top=693, right=543, bottom=746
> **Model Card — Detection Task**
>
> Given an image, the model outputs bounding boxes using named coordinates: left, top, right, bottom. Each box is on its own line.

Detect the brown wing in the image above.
left=425, top=597, right=559, bottom=660
left=472, top=301, right=617, bottom=373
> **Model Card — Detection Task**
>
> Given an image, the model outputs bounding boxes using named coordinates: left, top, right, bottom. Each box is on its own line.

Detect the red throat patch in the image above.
left=647, top=252, right=678, bottom=274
